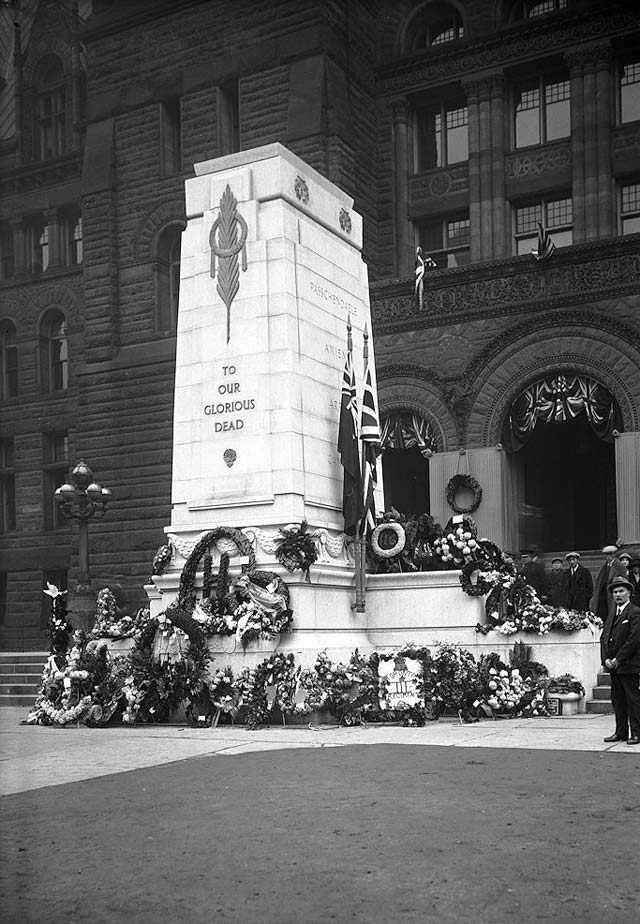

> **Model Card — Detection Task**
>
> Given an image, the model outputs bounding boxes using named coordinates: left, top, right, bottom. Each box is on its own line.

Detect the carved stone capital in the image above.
left=564, top=42, right=612, bottom=74
left=390, top=98, right=410, bottom=123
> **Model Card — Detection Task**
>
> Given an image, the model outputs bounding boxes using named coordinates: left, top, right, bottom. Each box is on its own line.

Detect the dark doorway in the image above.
left=520, top=413, right=617, bottom=550
left=382, top=447, right=430, bottom=517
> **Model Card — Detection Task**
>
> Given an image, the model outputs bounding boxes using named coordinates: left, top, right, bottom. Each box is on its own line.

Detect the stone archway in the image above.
left=501, top=374, right=620, bottom=550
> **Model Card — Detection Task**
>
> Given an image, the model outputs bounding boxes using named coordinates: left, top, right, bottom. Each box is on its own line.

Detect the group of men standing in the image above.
left=518, top=544, right=640, bottom=746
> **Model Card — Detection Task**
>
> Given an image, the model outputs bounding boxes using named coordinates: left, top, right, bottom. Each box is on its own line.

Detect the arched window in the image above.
left=507, top=0, right=567, bottom=22
left=0, top=321, right=19, bottom=399
left=155, top=224, right=183, bottom=331
left=406, top=3, right=464, bottom=52
left=33, top=55, right=67, bottom=161
left=39, top=310, right=68, bottom=392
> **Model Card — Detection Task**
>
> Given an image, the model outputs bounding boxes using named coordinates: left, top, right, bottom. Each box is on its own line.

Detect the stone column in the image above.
left=463, top=79, right=482, bottom=263
left=10, top=220, right=26, bottom=275
left=565, top=51, right=586, bottom=243
left=13, top=23, right=24, bottom=166
left=478, top=78, right=493, bottom=259
left=595, top=44, right=614, bottom=238
left=582, top=54, right=599, bottom=240
left=392, top=99, right=411, bottom=277
left=70, top=1, right=82, bottom=152
left=490, top=74, right=507, bottom=259
left=615, top=432, right=640, bottom=544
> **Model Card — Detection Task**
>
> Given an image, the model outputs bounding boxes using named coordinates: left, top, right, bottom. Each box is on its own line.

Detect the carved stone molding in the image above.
left=167, top=526, right=352, bottom=568
left=370, top=242, right=640, bottom=333
left=505, top=142, right=571, bottom=179
left=613, top=123, right=640, bottom=160
left=409, top=163, right=469, bottom=204
left=377, top=9, right=639, bottom=94
left=564, top=42, right=613, bottom=73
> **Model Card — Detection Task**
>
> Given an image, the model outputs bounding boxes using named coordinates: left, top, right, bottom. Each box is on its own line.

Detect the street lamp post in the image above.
left=55, top=460, right=112, bottom=630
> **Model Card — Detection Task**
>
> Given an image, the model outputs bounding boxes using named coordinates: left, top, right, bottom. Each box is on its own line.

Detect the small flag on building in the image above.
left=414, top=246, right=437, bottom=309
left=532, top=222, right=556, bottom=261
left=360, top=357, right=382, bottom=535
left=337, top=320, right=363, bottom=535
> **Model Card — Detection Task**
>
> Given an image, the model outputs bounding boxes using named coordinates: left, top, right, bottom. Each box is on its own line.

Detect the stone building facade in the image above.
left=0, top=0, right=639, bottom=648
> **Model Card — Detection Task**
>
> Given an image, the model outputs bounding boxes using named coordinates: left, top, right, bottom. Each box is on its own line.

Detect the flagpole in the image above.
left=347, top=316, right=364, bottom=613
left=354, top=325, right=370, bottom=614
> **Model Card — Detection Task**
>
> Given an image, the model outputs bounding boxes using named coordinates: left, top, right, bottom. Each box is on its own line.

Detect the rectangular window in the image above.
left=42, top=431, right=68, bottom=531
left=60, top=210, right=83, bottom=266
left=160, top=97, right=182, bottom=174
left=514, top=196, right=573, bottom=254
left=25, top=217, right=49, bottom=273
left=621, top=181, right=640, bottom=235
left=0, top=437, right=16, bottom=534
left=218, top=80, right=240, bottom=156
left=620, top=59, right=640, bottom=124
left=416, top=216, right=470, bottom=268
left=416, top=99, right=468, bottom=171
left=514, top=75, right=570, bottom=148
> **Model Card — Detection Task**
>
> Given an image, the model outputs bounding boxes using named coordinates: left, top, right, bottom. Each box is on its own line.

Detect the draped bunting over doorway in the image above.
left=502, top=374, right=621, bottom=452
left=380, top=412, right=437, bottom=457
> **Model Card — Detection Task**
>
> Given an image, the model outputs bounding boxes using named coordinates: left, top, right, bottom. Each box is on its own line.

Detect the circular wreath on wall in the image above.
left=371, top=522, right=406, bottom=559
left=446, top=474, right=483, bottom=514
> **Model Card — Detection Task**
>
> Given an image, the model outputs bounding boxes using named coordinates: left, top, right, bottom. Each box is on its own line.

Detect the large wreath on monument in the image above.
left=446, top=474, right=483, bottom=514
left=168, top=526, right=293, bottom=646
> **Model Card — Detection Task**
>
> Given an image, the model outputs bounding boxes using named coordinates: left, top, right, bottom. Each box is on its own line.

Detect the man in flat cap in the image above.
left=548, top=557, right=564, bottom=606
left=519, top=545, right=548, bottom=601
left=600, top=575, right=640, bottom=745
left=590, top=545, right=628, bottom=622
left=559, top=552, right=593, bottom=612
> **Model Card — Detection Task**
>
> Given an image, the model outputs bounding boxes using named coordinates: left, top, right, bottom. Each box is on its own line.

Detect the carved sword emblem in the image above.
left=209, top=184, right=248, bottom=343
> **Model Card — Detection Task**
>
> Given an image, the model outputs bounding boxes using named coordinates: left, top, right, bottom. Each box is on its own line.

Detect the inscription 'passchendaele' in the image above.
left=310, top=280, right=359, bottom=318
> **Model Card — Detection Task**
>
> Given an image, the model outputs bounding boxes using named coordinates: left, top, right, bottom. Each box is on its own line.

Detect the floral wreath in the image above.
left=446, top=474, right=483, bottom=514
left=460, top=560, right=495, bottom=597
left=371, top=521, right=406, bottom=559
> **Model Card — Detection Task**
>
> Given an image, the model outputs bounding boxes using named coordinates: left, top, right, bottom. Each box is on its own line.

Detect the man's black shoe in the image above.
left=627, top=736, right=640, bottom=746
left=603, top=734, right=625, bottom=742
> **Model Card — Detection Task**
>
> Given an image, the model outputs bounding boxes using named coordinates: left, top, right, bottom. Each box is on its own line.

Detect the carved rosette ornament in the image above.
left=339, top=208, right=352, bottom=234
left=294, top=175, right=309, bottom=204
left=209, top=184, right=248, bottom=343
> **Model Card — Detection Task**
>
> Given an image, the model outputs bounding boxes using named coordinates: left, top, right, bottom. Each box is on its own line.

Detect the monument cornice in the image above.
left=375, top=6, right=640, bottom=96
left=370, top=235, right=640, bottom=334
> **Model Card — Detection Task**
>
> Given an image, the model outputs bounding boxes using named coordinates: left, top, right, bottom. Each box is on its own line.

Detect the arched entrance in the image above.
left=502, top=374, right=620, bottom=551
left=380, top=412, right=435, bottom=516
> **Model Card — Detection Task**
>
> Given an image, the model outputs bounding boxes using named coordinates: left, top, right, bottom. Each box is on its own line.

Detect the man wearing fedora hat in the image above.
left=590, top=545, right=628, bottom=622
left=559, top=552, right=593, bottom=612
left=600, top=575, right=640, bottom=745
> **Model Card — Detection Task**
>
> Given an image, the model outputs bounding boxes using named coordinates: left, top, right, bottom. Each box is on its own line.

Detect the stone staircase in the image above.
left=586, top=670, right=613, bottom=714
left=0, top=652, right=47, bottom=707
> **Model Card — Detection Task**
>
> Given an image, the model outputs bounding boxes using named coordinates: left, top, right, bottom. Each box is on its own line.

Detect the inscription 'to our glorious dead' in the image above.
left=203, top=364, right=255, bottom=432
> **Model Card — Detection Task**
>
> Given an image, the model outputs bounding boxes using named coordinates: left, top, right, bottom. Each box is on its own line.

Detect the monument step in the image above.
left=596, top=672, right=611, bottom=687
left=0, top=694, right=37, bottom=707
left=585, top=699, right=613, bottom=714
left=0, top=672, right=42, bottom=685
left=591, top=686, right=614, bottom=700
left=0, top=652, right=48, bottom=664
left=0, top=682, right=41, bottom=696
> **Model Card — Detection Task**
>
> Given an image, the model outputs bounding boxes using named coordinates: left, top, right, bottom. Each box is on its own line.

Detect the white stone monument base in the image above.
left=146, top=570, right=601, bottom=707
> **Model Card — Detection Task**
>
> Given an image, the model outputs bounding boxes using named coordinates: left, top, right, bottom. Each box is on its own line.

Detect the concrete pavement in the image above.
left=1, top=706, right=637, bottom=797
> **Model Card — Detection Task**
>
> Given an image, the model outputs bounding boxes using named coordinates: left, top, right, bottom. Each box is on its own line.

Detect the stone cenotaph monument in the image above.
left=147, top=143, right=382, bottom=664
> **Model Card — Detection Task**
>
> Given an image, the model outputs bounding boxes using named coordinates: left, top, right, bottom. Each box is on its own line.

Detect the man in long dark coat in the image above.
left=559, top=552, right=593, bottom=612
left=590, top=545, right=628, bottom=622
left=601, top=576, right=640, bottom=745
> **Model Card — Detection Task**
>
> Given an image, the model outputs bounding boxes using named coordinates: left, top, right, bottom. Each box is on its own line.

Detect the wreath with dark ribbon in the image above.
left=446, top=474, right=483, bottom=514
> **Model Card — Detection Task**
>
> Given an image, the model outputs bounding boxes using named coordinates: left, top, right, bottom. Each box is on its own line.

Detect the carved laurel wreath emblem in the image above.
left=209, top=184, right=248, bottom=343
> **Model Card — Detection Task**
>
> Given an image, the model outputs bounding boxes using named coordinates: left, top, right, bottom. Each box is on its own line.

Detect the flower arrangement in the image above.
left=274, top=521, right=318, bottom=575
left=546, top=674, right=585, bottom=696
left=91, top=588, right=150, bottom=639
left=150, top=543, right=172, bottom=577
left=299, top=650, right=379, bottom=725
left=42, top=583, right=73, bottom=657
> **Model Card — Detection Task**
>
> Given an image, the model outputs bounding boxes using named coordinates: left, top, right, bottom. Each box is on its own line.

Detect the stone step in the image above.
left=586, top=699, right=613, bottom=715
left=0, top=682, right=41, bottom=696
left=597, top=673, right=611, bottom=687
left=591, top=686, right=613, bottom=700
left=0, top=694, right=37, bottom=707
left=0, top=672, right=42, bottom=685
left=0, top=652, right=48, bottom=664
left=0, top=663, right=46, bottom=674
